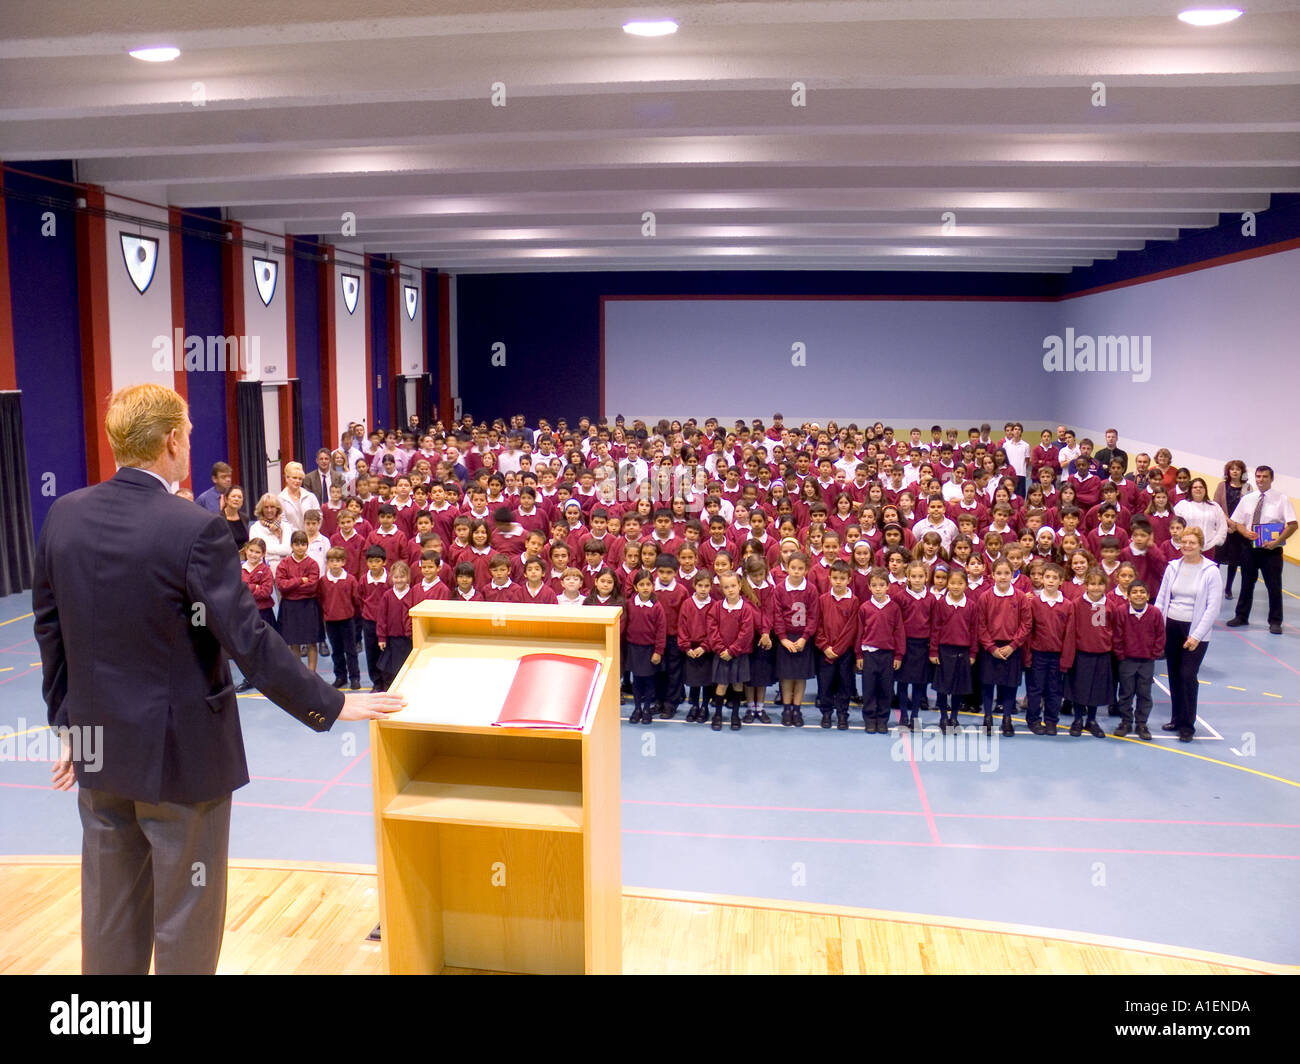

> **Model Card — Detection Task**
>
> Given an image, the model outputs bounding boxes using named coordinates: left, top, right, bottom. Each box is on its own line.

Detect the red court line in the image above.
left=901, top=731, right=941, bottom=844
left=622, top=798, right=1300, bottom=828
left=0, top=666, right=41, bottom=688
left=233, top=799, right=370, bottom=817
left=300, top=747, right=371, bottom=809
left=624, top=827, right=1300, bottom=860
left=1228, top=629, right=1300, bottom=678
left=0, top=780, right=53, bottom=791
left=0, top=638, right=34, bottom=652
left=251, top=774, right=368, bottom=787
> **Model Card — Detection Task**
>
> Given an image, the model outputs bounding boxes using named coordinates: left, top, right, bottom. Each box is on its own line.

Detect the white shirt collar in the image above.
left=906, top=587, right=927, bottom=600
left=633, top=596, right=656, bottom=607
left=134, top=467, right=177, bottom=493
left=722, top=597, right=744, bottom=611
left=1129, top=604, right=1148, bottom=617
left=869, top=595, right=890, bottom=609
left=326, top=570, right=347, bottom=582
left=784, top=577, right=806, bottom=591
left=367, top=570, right=387, bottom=583
left=993, top=585, right=1015, bottom=597
left=392, top=586, right=410, bottom=599
left=1037, top=589, right=1061, bottom=604
left=946, top=594, right=967, bottom=607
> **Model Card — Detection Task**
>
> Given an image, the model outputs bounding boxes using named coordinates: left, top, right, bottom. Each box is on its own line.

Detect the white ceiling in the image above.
left=2, top=0, right=1298, bottom=272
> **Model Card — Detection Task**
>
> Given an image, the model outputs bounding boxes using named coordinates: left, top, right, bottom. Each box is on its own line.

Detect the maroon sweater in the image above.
left=652, top=579, right=690, bottom=638
left=626, top=597, right=667, bottom=655
left=520, top=582, right=559, bottom=604
left=1025, top=592, right=1072, bottom=661
left=677, top=595, right=714, bottom=653
left=707, top=599, right=756, bottom=658
left=1060, top=593, right=1114, bottom=670
left=482, top=580, right=525, bottom=603
left=773, top=578, right=820, bottom=641
left=1113, top=603, right=1166, bottom=661
left=361, top=571, right=391, bottom=622
left=977, top=590, right=1033, bottom=651
left=329, top=529, right=368, bottom=580
left=366, top=527, right=409, bottom=566
left=414, top=579, right=452, bottom=603
left=929, top=595, right=980, bottom=660
left=317, top=571, right=363, bottom=622
left=241, top=561, right=274, bottom=610
left=890, top=585, right=935, bottom=639
left=815, top=591, right=859, bottom=656
left=375, top=587, right=415, bottom=641
left=856, top=596, right=906, bottom=664
left=275, top=555, right=320, bottom=600
left=1121, top=545, right=1167, bottom=592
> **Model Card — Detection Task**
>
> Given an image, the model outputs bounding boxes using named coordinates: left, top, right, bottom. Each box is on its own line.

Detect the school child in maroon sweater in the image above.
left=740, top=555, right=778, bottom=722
left=929, top=568, right=980, bottom=733
left=360, top=546, right=391, bottom=689
left=773, top=553, right=820, bottom=728
left=277, top=531, right=324, bottom=671
left=977, top=558, right=1033, bottom=736
left=651, top=555, right=689, bottom=719
left=318, top=546, right=364, bottom=689
left=241, top=538, right=275, bottom=626
left=1112, top=580, right=1165, bottom=740
left=679, top=571, right=717, bottom=723
left=1024, top=562, right=1071, bottom=734
left=707, top=572, right=757, bottom=731
left=626, top=570, right=667, bottom=725
left=1120, top=518, right=1167, bottom=592
left=815, top=561, right=859, bottom=730
left=375, top=561, right=416, bottom=692
left=481, top=554, right=525, bottom=603
left=520, top=557, right=559, bottom=604
left=855, top=568, right=906, bottom=733
left=329, top=510, right=368, bottom=580
left=1060, top=568, right=1114, bottom=737
left=367, top=504, right=410, bottom=566
left=891, top=560, right=934, bottom=729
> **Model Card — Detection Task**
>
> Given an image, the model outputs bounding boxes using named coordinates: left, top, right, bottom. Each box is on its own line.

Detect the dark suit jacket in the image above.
left=303, top=468, right=346, bottom=504
left=33, top=467, right=345, bottom=804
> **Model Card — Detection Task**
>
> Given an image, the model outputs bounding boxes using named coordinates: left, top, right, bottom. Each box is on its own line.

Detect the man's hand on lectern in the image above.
left=338, top=691, right=407, bottom=721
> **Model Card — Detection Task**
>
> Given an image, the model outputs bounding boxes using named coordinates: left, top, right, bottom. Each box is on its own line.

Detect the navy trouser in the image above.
left=326, top=617, right=359, bottom=685
left=654, top=635, right=684, bottom=707
left=1025, top=650, right=1063, bottom=725
left=1117, top=658, right=1154, bottom=726
left=860, top=650, right=894, bottom=722
left=815, top=651, right=855, bottom=714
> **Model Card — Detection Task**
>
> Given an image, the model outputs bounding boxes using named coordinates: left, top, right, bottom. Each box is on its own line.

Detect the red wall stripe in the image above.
left=0, top=176, right=16, bottom=392
left=76, top=186, right=114, bottom=483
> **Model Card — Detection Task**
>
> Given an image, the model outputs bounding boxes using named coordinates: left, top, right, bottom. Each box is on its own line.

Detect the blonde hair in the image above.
left=1180, top=525, right=1205, bottom=548
left=283, top=461, right=305, bottom=480
left=104, top=384, right=187, bottom=467
left=254, top=493, right=282, bottom=520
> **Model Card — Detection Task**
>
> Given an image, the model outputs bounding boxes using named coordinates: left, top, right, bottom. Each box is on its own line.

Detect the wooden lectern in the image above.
left=370, top=602, right=622, bottom=974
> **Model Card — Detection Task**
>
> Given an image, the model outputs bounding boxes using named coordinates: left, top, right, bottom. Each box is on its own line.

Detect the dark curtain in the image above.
left=420, top=372, right=434, bottom=428
left=290, top=378, right=307, bottom=471
left=235, top=381, right=268, bottom=510
left=0, top=392, right=35, bottom=595
left=394, top=376, right=409, bottom=435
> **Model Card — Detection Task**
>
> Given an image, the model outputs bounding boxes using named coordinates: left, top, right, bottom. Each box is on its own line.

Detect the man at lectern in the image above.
left=32, top=383, right=405, bottom=975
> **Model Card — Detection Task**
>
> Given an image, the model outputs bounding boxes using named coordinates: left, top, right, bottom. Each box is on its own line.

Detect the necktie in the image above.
left=1251, top=492, right=1265, bottom=530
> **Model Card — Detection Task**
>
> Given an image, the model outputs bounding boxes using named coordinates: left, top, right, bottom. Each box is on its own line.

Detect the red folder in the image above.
left=493, top=653, right=603, bottom=729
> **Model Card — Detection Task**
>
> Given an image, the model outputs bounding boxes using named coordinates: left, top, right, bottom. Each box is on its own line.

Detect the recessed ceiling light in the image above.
left=128, top=46, right=181, bottom=62
left=1177, top=9, right=1243, bottom=26
left=623, top=20, right=678, bottom=37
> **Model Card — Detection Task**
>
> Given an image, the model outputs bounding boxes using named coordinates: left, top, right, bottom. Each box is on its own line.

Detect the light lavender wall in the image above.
left=603, top=297, right=1059, bottom=427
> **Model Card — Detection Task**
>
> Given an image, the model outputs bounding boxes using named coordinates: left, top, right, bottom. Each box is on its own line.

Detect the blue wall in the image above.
left=291, top=235, right=324, bottom=452
left=369, top=256, right=390, bottom=429
left=4, top=161, right=85, bottom=535
left=181, top=208, right=230, bottom=494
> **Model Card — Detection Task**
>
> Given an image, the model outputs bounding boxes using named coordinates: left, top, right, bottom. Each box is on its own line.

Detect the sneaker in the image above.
left=1113, top=722, right=1131, bottom=738
left=1086, top=720, right=1106, bottom=738
left=1136, top=724, right=1152, bottom=741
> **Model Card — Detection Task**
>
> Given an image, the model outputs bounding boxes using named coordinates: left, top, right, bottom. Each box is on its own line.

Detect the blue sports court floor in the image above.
left=3, top=570, right=1298, bottom=966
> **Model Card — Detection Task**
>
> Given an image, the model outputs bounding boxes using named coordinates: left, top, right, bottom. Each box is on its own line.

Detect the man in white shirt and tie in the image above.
left=1225, top=465, right=1296, bottom=635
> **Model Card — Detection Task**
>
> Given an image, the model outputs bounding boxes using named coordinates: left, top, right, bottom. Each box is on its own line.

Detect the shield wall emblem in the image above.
left=404, top=284, right=418, bottom=321
left=341, top=273, right=360, bottom=314
left=252, top=257, right=278, bottom=306
left=120, top=233, right=158, bottom=294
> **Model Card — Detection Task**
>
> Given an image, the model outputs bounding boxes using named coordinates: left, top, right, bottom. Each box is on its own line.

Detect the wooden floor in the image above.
left=0, top=858, right=1291, bottom=975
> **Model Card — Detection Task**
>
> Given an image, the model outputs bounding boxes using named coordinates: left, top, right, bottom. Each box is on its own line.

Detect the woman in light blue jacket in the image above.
left=1154, top=527, right=1223, bottom=741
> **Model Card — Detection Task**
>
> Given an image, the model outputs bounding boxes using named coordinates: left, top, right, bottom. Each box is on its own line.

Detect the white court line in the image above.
left=1152, top=677, right=1221, bottom=741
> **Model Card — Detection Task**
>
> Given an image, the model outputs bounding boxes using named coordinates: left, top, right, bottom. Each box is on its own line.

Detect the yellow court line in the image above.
left=1263, top=692, right=1283, bottom=698
left=1283, top=589, right=1300, bottom=601
left=0, top=723, right=50, bottom=740
left=1197, top=679, right=1211, bottom=685
left=0, top=667, right=12, bottom=674
left=1227, top=685, right=1247, bottom=691
left=0, top=613, right=33, bottom=627
left=1109, top=733, right=1300, bottom=789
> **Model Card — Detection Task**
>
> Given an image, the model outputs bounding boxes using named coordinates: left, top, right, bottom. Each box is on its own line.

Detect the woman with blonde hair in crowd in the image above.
left=277, top=460, right=319, bottom=533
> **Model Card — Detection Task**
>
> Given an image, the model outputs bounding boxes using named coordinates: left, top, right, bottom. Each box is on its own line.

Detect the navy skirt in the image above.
left=775, top=641, right=815, bottom=679
left=979, top=645, right=1024, bottom=688
left=377, top=635, right=413, bottom=679
left=1071, top=649, right=1113, bottom=706
left=278, top=597, right=324, bottom=645
left=897, top=636, right=930, bottom=685
left=712, top=652, right=751, bottom=685
left=748, top=640, right=776, bottom=686
left=627, top=641, right=661, bottom=678
left=258, top=606, right=279, bottom=632
left=934, top=644, right=973, bottom=695
left=682, top=648, right=715, bottom=687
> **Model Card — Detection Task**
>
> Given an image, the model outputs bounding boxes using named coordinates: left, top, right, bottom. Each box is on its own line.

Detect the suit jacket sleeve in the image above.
left=186, top=518, right=344, bottom=731
left=32, top=510, right=69, bottom=729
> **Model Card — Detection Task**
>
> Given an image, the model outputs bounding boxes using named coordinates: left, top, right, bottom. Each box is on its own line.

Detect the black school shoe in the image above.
left=756, top=709, right=772, bottom=724
left=1069, top=719, right=1083, bottom=737
left=1178, top=731, right=1194, bottom=742
left=1085, top=720, right=1106, bottom=738
left=820, top=711, right=833, bottom=729
left=1001, top=715, right=1015, bottom=737
left=1045, top=722, right=1058, bottom=735
left=1028, top=722, right=1046, bottom=735
left=235, top=679, right=253, bottom=692
left=781, top=707, right=793, bottom=727
left=1270, top=624, right=1283, bottom=635
left=836, top=711, right=849, bottom=731
left=1136, top=724, right=1152, bottom=740
left=1161, top=722, right=1179, bottom=732
left=711, top=711, right=724, bottom=731
left=792, top=708, right=805, bottom=728
left=1113, top=722, right=1131, bottom=738
left=628, top=706, right=641, bottom=724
